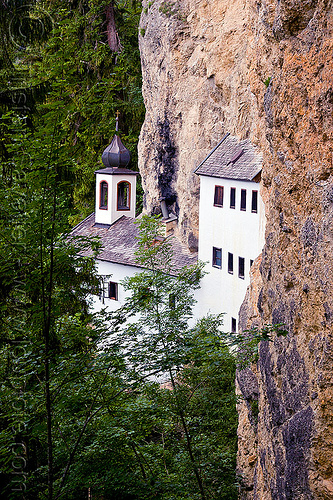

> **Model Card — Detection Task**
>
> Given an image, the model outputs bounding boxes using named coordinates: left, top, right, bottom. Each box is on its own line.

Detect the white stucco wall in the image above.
left=95, top=172, right=137, bottom=225
left=90, top=259, right=142, bottom=314
left=196, top=175, right=265, bottom=332
left=90, top=259, right=202, bottom=327
left=89, top=175, right=265, bottom=333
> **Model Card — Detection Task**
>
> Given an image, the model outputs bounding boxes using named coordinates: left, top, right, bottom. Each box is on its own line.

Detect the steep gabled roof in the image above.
left=194, top=133, right=262, bottom=181
left=70, top=214, right=197, bottom=273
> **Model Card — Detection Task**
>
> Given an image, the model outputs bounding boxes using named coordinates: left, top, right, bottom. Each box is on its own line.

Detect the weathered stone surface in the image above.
left=138, top=0, right=262, bottom=243
left=138, top=0, right=333, bottom=498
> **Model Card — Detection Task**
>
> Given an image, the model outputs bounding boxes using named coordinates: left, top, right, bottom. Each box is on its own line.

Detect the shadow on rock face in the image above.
left=272, top=0, right=317, bottom=40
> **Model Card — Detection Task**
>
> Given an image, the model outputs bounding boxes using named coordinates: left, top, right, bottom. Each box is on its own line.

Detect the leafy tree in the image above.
left=31, top=0, right=145, bottom=221
left=0, top=113, right=126, bottom=500
left=1, top=0, right=145, bottom=222
left=0, top=174, right=238, bottom=499
left=106, top=215, right=239, bottom=500
left=0, top=3, right=144, bottom=496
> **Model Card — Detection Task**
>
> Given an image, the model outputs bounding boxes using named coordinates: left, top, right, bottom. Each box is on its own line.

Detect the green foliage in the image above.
left=0, top=183, right=239, bottom=500
left=159, top=1, right=178, bottom=17
left=1, top=0, right=145, bottom=225
left=0, top=2, right=239, bottom=498
left=264, top=76, right=272, bottom=87
left=107, top=215, right=239, bottom=499
left=158, top=1, right=187, bottom=21
left=232, top=323, right=288, bottom=369
left=0, top=112, right=118, bottom=499
left=144, top=1, right=155, bottom=14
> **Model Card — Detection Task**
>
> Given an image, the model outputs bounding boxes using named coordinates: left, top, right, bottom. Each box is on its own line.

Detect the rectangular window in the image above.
left=108, top=281, right=118, bottom=300
left=240, top=189, right=246, bottom=211
left=238, top=257, right=245, bottom=279
left=251, top=190, right=258, bottom=213
left=230, top=187, right=236, bottom=209
left=212, top=247, right=222, bottom=268
left=250, top=259, right=254, bottom=268
left=231, top=317, right=237, bottom=333
left=228, top=252, right=233, bottom=274
left=169, top=293, right=176, bottom=309
left=214, top=186, right=224, bottom=207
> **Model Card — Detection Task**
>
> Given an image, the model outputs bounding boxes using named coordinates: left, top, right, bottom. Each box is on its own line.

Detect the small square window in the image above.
left=240, top=189, right=246, bottom=211
left=251, top=190, right=258, bottom=213
left=238, top=257, right=245, bottom=279
left=231, top=317, right=237, bottom=333
left=109, top=281, right=118, bottom=300
left=214, top=186, right=224, bottom=207
left=212, top=247, right=222, bottom=268
left=228, top=252, right=233, bottom=274
left=230, top=188, right=236, bottom=209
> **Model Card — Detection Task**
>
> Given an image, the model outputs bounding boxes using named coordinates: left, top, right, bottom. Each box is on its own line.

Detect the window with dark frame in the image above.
left=212, top=247, right=222, bottom=268
left=238, top=257, right=245, bottom=279
left=240, top=189, right=246, bottom=211
left=230, top=187, right=236, bottom=209
left=214, top=185, right=224, bottom=207
left=251, top=190, right=258, bottom=213
left=231, top=317, right=237, bottom=333
left=108, top=281, right=118, bottom=300
left=228, top=252, right=233, bottom=274
left=100, top=181, right=108, bottom=209
left=169, top=293, right=176, bottom=310
left=117, top=181, right=130, bottom=210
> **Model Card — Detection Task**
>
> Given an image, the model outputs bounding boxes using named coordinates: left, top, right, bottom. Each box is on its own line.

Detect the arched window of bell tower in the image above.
left=117, top=181, right=130, bottom=210
left=100, top=181, right=108, bottom=209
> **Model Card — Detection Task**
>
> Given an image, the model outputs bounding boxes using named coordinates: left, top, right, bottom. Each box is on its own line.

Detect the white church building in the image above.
left=70, top=119, right=197, bottom=315
left=71, top=126, right=265, bottom=331
left=194, top=133, right=265, bottom=332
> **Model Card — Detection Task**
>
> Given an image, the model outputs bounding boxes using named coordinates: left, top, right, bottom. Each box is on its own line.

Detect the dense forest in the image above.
left=0, top=2, right=240, bottom=499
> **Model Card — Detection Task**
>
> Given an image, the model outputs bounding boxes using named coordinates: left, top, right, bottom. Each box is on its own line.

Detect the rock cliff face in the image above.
left=138, top=0, right=333, bottom=498
left=138, top=0, right=264, bottom=249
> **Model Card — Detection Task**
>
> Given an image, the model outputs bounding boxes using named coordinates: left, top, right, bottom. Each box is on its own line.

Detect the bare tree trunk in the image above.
left=45, top=349, right=53, bottom=500
left=105, top=2, right=122, bottom=52
left=45, top=186, right=57, bottom=500
left=168, top=369, right=207, bottom=500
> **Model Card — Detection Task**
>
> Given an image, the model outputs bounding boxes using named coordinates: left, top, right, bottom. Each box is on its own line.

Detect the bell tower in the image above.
left=95, top=114, right=138, bottom=226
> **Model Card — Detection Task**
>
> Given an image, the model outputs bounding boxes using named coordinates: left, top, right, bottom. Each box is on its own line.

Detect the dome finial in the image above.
left=101, top=112, right=131, bottom=168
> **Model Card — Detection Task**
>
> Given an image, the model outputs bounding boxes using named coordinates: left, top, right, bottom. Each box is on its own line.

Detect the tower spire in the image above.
left=115, top=110, right=120, bottom=132
left=101, top=112, right=130, bottom=168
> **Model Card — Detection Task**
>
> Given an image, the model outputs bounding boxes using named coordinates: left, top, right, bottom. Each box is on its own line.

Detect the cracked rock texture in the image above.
left=138, top=0, right=333, bottom=498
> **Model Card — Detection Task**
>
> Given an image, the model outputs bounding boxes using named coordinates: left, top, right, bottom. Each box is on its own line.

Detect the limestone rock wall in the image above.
left=138, top=0, right=263, bottom=249
left=138, top=0, right=333, bottom=498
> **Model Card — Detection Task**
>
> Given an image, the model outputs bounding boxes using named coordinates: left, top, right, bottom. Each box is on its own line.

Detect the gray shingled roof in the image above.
left=194, top=134, right=262, bottom=181
left=70, top=214, right=197, bottom=274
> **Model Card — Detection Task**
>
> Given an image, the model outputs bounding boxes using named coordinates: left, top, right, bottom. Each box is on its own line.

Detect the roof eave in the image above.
left=197, top=170, right=262, bottom=182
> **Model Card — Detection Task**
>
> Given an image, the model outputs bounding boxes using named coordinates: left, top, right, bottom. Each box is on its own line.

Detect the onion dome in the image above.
left=101, top=115, right=131, bottom=168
